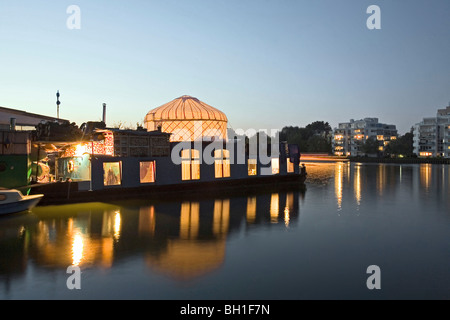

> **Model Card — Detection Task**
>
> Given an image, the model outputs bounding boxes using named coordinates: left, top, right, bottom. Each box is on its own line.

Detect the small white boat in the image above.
left=0, top=189, right=44, bottom=216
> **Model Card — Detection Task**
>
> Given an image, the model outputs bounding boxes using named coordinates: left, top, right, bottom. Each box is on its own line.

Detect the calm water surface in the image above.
left=1, top=162, right=449, bottom=300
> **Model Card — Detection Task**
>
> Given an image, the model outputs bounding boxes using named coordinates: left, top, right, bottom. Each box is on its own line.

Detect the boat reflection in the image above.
left=0, top=188, right=303, bottom=285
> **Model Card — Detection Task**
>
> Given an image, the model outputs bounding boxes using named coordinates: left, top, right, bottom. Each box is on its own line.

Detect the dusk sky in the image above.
left=0, top=0, right=449, bottom=134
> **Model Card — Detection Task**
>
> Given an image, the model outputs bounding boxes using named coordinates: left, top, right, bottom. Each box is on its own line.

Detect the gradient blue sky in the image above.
left=0, top=0, right=449, bottom=134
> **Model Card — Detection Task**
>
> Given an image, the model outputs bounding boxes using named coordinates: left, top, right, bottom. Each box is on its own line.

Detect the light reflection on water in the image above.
left=0, top=187, right=302, bottom=299
left=305, top=161, right=450, bottom=213
left=1, top=162, right=450, bottom=299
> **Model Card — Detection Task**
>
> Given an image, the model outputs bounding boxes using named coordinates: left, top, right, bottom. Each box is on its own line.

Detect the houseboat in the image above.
left=15, top=96, right=306, bottom=205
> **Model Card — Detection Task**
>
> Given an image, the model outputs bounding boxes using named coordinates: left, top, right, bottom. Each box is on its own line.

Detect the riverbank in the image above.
left=348, top=156, right=450, bottom=164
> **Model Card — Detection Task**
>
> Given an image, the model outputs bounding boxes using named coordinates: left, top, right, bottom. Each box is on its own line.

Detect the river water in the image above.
left=0, top=162, right=449, bottom=300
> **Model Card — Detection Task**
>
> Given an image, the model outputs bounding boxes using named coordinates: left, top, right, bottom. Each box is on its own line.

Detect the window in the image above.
left=214, top=149, right=230, bottom=178
left=140, top=161, right=156, bottom=183
left=287, top=159, right=295, bottom=173
left=103, top=162, right=122, bottom=186
left=271, top=158, right=280, bottom=175
left=248, top=159, right=257, bottom=176
left=181, top=149, right=200, bottom=181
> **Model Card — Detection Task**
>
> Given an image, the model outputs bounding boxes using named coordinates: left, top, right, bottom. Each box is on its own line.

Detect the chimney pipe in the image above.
left=103, top=103, right=107, bottom=124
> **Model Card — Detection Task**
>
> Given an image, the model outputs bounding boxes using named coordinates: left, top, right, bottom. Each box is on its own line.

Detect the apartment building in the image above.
left=332, top=118, right=398, bottom=157
left=413, top=105, right=450, bottom=158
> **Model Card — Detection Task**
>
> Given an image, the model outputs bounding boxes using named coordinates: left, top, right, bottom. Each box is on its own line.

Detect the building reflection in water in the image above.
left=377, top=164, right=386, bottom=196
left=213, top=199, right=230, bottom=237
left=270, top=193, right=279, bottom=223
left=101, top=210, right=122, bottom=242
left=180, top=202, right=200, bottom=240
left=246, top=197, right=257, bottom=224
left=71, top=229, right=84, bottom=266
left=138, top=206, right=155, bottom=236
left=307, top=161, right=449, bottom=213
left=335, top=162, right=344, bottom=210
left=28, top=205, right=121, bottom=270
left=307, top=161, right=403, bottom=212
left=0, top=188, right=303, bottom=286
left=354, top=164, right=361, bottom=208
left=284, top=192, right=294, bottom=228
left=420, top=163, right=432, bottom=191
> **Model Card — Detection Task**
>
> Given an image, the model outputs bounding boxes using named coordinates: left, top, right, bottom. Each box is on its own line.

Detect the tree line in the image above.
left=278, top=121, right=414, bottom=157
left=279, top=121, right=332, bottom=154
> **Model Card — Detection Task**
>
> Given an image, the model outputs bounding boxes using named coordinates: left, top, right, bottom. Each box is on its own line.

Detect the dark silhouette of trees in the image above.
left=280, top=121, right=332, bottom=153
left=361, top=136, right=379, bottom=156
left=385, top=132, right=414, bottom=157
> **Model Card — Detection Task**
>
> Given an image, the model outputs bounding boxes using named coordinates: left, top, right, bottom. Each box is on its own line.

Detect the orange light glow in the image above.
left=420, top=152, right=433, bottom=157
left=335, top=162, right=343, bottom=210
left=72, top=232, right=84, bottom=266
left=270, top=193, right=279, bottom=223
left=64, top=132, right=114, bottom=158
left=74, top=144, right=88, bottom=157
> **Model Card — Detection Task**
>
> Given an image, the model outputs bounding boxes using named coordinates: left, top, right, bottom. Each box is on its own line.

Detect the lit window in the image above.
left=248, top=159, right=257, bottom=176
left=377, top=135, right=384, bottom=141
left=103, top=162, right=122, bottom=186
left=182, top=149, right=200, bottom=181
left=287, top=159, right=295, bottom=173
left=378, top=146, right=384, bottom=151
left=214, top=149, right=231, bottom=178
left=271, top=158, right=280, bottom=175
left=140, top=161, right=156, bottom=184
left=420, top=152, right=432, bottom=157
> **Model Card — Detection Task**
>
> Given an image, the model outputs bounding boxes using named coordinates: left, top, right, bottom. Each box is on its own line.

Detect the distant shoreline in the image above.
left=348, top=157, right=450, bottom=165
left=300, top=154, right=450, bottom=165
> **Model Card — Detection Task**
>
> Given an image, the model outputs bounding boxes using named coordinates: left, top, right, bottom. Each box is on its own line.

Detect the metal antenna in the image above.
left=56, top=90, right=61, bottom=119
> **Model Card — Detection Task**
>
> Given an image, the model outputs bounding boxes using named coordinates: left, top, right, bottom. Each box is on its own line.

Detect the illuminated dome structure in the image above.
left=144, top=95, right=228, bottom=142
